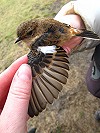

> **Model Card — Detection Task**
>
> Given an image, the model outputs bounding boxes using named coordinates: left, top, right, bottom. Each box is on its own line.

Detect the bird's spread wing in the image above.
left=27, top=46, right=69, bottom=117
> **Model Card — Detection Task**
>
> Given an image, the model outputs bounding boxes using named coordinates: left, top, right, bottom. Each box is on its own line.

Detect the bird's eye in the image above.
left=27, top=30, right=33, bottom=36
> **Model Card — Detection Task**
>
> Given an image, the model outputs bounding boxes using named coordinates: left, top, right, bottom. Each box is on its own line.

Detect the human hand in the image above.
left=54, top=4, right=85, bottom=54
left=0, top=55, right=32, bottom=133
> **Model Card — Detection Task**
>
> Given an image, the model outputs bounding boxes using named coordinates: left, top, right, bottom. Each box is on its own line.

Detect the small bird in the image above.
left=15, top=18, right=100, bottom=117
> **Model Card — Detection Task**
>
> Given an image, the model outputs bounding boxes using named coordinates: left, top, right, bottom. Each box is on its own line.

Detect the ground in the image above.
left=27, top=50, right=100, bottom=133
left=0, top=0, right=100, bottom=133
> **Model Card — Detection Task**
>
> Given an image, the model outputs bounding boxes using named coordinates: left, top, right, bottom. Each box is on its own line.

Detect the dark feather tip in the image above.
left=76, top=30, right=100, bottom=40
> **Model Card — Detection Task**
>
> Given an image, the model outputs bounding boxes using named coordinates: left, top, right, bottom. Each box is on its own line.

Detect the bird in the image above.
left=15, top=18, right=100, bottom=117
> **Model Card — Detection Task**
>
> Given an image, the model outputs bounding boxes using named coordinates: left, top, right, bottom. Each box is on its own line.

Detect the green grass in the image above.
left=79, top=111, right=85, bottom=118
left=0, top=0, right=55, bottom=42
left=55, top=127, right=62, bottom=133
left=0, top=0, right=67, bottom=71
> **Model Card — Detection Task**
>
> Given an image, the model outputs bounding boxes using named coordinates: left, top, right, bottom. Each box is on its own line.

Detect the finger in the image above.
left=55, top=14, right=85, bottom=30
left=1, top=64, right=32, bottom=132
left=0, top=55, right=28, bottom=109
left=54, top=2, right=74, bottom=19
left=62, top=36, right=83, bottom=53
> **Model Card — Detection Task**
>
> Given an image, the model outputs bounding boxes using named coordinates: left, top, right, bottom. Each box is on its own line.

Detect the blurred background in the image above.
left=0, top=0, right=100, bottom=133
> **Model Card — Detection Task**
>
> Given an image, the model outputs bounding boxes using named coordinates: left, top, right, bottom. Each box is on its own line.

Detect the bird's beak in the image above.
left=15, top=37, right=21, bottom=43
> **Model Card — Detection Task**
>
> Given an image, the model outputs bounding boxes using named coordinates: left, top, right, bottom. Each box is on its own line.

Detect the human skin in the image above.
left=0, top=13, right=85, bottom=132
left=55, top=13, right=86, bottom=53
left=0, top=55, right=28, bottom=111
left=0, top=55, right=32, bottom=133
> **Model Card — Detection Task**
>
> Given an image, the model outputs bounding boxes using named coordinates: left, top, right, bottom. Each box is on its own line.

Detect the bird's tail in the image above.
left=70, top=27, right=100, bottom=40
left=76, top=29, right=100, bottom=40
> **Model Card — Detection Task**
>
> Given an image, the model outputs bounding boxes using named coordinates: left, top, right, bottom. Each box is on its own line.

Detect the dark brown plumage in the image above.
left=15, top=18, right=100, bottom=117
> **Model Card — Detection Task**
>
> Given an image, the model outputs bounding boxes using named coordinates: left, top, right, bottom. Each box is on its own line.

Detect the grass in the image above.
left=55, top=127, right=62, bottom=133
left=0, top=0, right=67, bottom=72
left=79, top=111, right=85, bottom=118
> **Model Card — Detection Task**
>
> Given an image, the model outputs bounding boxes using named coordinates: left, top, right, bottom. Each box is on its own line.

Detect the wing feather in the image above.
left=28, top=47, right=69, bottom=117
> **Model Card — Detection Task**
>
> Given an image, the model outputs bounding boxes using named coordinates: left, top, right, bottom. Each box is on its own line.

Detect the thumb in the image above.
left=1, top=64, right=32, bottom=130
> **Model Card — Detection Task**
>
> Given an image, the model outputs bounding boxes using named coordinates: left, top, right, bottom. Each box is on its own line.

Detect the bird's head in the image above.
left=15, top=19, right=39, bottom=47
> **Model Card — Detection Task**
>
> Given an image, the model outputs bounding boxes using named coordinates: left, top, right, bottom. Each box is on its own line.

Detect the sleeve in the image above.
left=74, top=0, right=100, bottom=97
left=73, top=0, right=100, bottom=52
left=59, top=0, right=100, bottom=52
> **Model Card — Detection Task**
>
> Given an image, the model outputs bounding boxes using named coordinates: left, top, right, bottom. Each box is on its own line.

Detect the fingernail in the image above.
left=17, top=64, right=32, bottom=80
